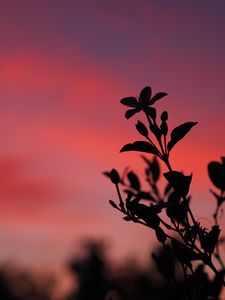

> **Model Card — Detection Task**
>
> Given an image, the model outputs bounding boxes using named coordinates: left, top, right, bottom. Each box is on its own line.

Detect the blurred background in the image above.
left=0, top=0, right=225, bottom=298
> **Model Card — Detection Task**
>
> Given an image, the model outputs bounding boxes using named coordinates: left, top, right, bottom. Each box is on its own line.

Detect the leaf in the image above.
left=149, top=92, right=168, bottom=105
left=166, top=197, right=188, bottom=225
left=139, top=86, right=151, bottom=106
left=109, top=200, right=118, bottom=209
left=120, top=97, right=138, bottom=107
left=127, top=202, right=160, bottom=228
left=205, top=225, right=221, bottom=255
left=199, top=225, right=221, bottom=255
left=127, top=171, right=141, bottom=190
left=151, top=157, right=160, bottom=182
left=125, top=108, right=138, bottom=119
left=136, top=120, right=148, bottom=137
left=164, top=171, right=192, bottom=197
left=146, top=214, right=160, bottom=229
left=167, top=122, right=198, bottom=152
left=164, top=182, right=173, bottom=195
left=208, top=161, right=225, bottom=191
left=120, top=141, right=158, bottom=155
left=155, top=227, right=167, bottom=243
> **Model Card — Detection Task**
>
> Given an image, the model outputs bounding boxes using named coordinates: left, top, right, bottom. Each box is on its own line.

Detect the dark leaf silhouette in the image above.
left=166, top=192, right=188, bottom=225
left=120, top=97, right=138, bottom=107
left=125, top=108, right=140, bottom=119
left=208, top=159, right=225, bottom=191
left=127, top=171, right=141, bottom=190
left=120, top=141, right=158, bottom=155
left=149, top=92, right=168, bottom=105
left=127, top=202, right=160, bottom=229
left=151, top=157, right=160, bottom=182
left=199, top=225, right=221, bottom=255
left=167, top=122, right=198, bottom=152
left=139, top=86, right=151, bottom=106
left=164, top=182, right=173, bottom=195
left=109, top=200, right=118, bottom=209
left=136, top=120, right=149, bottom=137
left=155, top=227, right=167, bottom=243
left=164, top=171, right=192, bottom=197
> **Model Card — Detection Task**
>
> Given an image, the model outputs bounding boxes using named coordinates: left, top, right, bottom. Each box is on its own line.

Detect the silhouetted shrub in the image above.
left=0, top=266, right=55, bottom=300
left=67, top=240, right=188, bottom=300
left=106, top=86, right=225, bottom=299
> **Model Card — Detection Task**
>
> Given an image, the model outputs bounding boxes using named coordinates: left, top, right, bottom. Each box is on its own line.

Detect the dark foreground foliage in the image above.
left=105, top=86, right=225, bottom=300
left=69, top=242, right=212, bottom=300
left=3, top=239, right=222, bottom=300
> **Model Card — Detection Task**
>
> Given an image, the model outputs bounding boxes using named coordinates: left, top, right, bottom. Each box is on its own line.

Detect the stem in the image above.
left=146, top=136, right=157, bottom=147
left=163, top=135, right=167, bottom=156
left=145, top=113, right=165, bottom=157
left=163, top=156, right=172, bottom=172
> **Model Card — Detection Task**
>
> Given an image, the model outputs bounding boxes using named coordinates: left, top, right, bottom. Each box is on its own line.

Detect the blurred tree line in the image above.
left=0, top=238, right=223, bottom=299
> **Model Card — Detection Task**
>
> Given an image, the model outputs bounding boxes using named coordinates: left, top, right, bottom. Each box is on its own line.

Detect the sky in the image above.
left=0, top=0, right=225, bottom=268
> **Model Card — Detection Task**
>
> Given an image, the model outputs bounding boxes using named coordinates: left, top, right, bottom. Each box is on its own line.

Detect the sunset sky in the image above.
left=0, top=0, right=225, bottom=268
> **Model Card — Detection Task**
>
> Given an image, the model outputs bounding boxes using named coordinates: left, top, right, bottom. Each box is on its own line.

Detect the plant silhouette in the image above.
left=105, top=86, right=225, bottom=299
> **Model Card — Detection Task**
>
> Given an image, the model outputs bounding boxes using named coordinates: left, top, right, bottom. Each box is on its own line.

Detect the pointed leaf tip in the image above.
left=151, top=157, right=160, bottom=182
left=139, top=86, right=152, bottom=105
left=167, top=122, right=198, bottom=152
left=125, top=108, right=138, bottom=119
left=149, top=92, right=168, bottom=105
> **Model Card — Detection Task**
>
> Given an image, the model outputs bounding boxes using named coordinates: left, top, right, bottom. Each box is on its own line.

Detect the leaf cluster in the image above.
left=105, top=86, right=225, bottom=299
